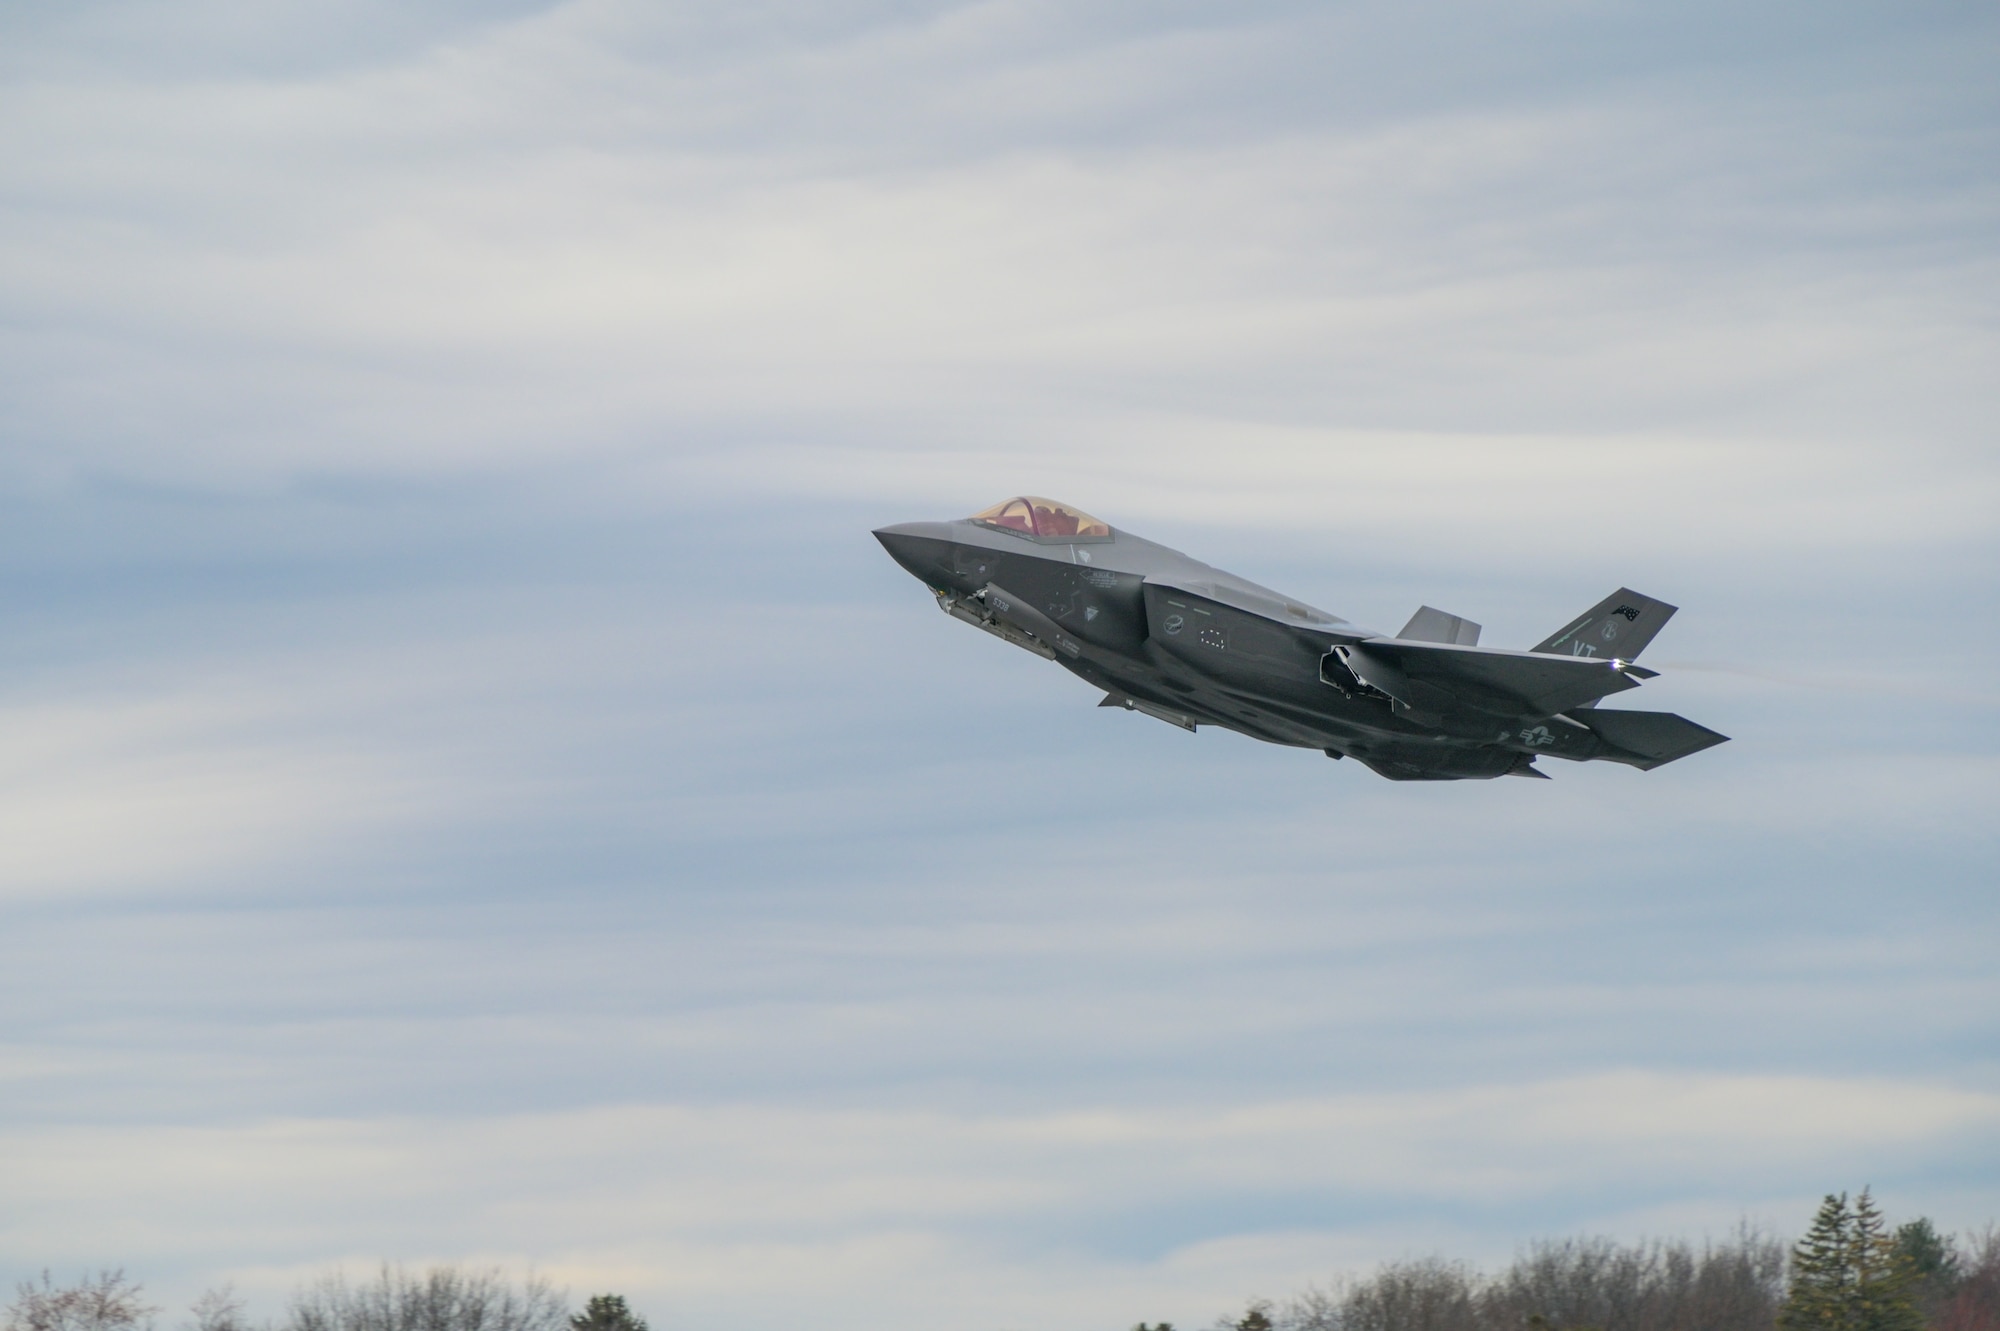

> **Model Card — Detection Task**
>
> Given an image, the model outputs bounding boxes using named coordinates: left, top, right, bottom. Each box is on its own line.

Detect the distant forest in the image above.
left=7, top=1191, right=1996, bottom=1331
left=1187, top=1191, right=1999, bottom=1331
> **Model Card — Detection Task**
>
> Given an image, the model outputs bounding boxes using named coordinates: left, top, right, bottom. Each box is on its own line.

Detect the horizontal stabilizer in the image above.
left=1399, top=605, right=1481, bottom=646
left=1534, top=588, right=1676, bottom=661
left=1576, top=708, right=1729, bottom=770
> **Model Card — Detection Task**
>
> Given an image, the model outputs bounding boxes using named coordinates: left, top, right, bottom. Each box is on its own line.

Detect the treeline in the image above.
left=3, top=1269, right=648, bottom=1331
left=1186, top=1192, right=2000, bottom=1331
left=11, top=1191, right=1998, bottom=1331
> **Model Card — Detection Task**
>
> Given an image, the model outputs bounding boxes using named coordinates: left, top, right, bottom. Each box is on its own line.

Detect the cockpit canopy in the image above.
left=969, top=496, right=1112, bottom=540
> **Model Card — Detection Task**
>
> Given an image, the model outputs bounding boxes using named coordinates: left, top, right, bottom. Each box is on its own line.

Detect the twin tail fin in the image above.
left=1533, top=588, right=1676, bottom=661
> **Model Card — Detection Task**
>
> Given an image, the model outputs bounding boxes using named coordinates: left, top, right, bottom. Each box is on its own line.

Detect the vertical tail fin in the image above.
left=1533, top=588, right=1676, bottom=660
left=1398, top=605, right=1482, bottom=646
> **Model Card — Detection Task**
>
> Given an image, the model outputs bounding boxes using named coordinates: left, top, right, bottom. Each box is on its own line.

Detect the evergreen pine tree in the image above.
left=1894, top=1215, right=1962, bottom=1317
left=1231, top=1303, right=1274, bottom=1331
left=1851, top=1190, right=1922, bottom=1331
left=567, top=1296, right=646, bottom=1331
left=1784, top=1192, right=1858, bottom=1331
left=1779, top=1189, right=1923, bottom=1331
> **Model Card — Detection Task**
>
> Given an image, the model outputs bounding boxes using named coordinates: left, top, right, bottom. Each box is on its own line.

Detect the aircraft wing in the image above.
left=1346, top=638, right=1651, bottom=719
left=1142, top=574, right=1655, bottom=722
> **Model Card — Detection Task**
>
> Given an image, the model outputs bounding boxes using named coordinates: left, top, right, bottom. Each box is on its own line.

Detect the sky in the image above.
left=1, top=2, right=1997, bottom=1329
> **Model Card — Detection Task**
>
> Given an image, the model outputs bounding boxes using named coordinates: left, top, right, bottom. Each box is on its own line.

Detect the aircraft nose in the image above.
left=872, top=520, right=953, bottom=578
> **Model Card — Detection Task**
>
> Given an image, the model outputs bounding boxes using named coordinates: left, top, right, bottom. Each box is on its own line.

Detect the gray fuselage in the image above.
left=875, top=506, right=1727, bottom=781
left=875, top=516, right=1523, bottom=779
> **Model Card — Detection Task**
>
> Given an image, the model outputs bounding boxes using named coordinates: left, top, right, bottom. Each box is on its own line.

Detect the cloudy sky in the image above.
left=1, top=2, right=1996, bottom=1328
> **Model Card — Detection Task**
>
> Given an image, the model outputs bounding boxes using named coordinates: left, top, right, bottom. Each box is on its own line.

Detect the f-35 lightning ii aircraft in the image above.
left=874, top=496, right=1727, bottom=781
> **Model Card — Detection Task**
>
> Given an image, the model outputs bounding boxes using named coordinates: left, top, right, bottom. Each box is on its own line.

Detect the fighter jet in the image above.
left=874, top=496, right=1727, bottom=781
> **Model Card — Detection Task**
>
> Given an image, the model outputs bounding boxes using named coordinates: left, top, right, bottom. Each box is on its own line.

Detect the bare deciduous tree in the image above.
left=185, top=1287, right=252, bottom=1331
left=1221, top=1230, right=1784, bottom=1331
left=5, top=1272, right=159, bottom=1331
left=1274, top=1257, right=1482, bottom=1331
left=1934, top=1228, right=2000, bottom=1331
left=1487, top=1232, right=1786, bottom=1331
left=284, top=1268, right=565, bottom=1331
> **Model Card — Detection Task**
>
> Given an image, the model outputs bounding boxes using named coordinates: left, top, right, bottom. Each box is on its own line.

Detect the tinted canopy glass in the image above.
left=969, top=496, right=1111, bottom=539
